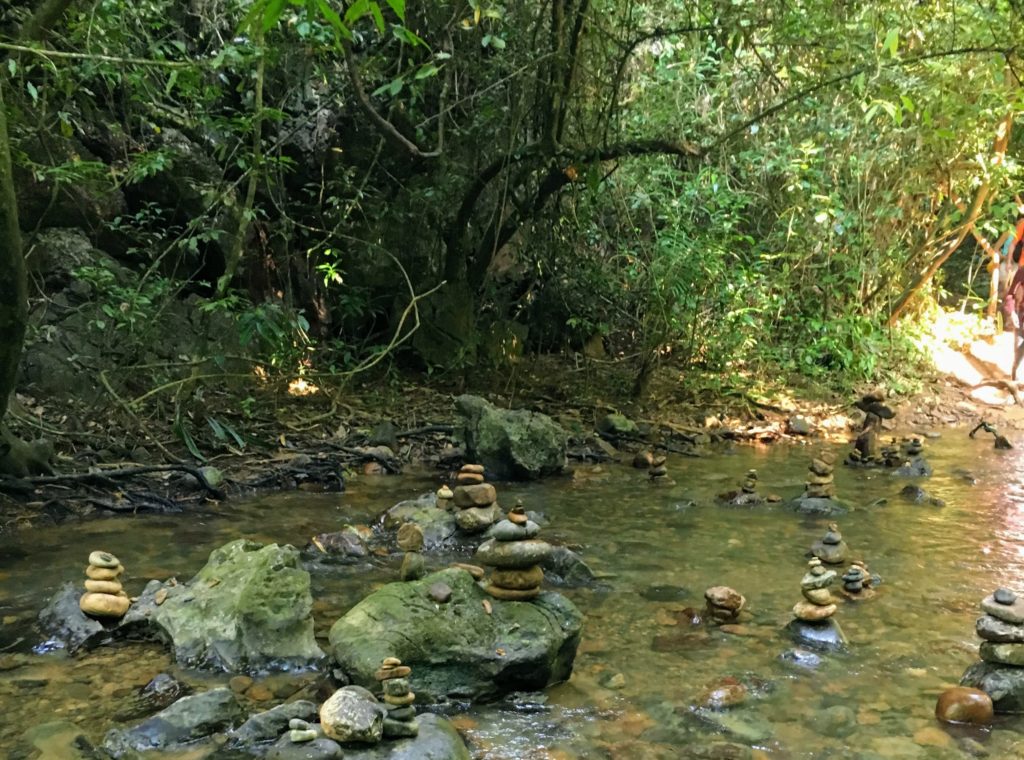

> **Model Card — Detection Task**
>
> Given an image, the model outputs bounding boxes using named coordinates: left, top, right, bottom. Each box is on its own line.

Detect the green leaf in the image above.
left=26, top=81, right=38, bottom=103
left=6, top=59, right=15, bottom=77
left=262, top=0, right=288, bottom=31
left=415, top=63, right=440, bottom=79
left=384, top=0, right=405, bottom=21
left=316, top=0, right=352, bottom=41
left=882, top=28, right=899, bottom=58
left=344, top=0, right=370, bottom=25
left=369, top=1, right=386, bottom=33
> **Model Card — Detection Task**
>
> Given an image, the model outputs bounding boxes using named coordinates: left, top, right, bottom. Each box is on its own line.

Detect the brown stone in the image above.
left=84, top=579, right=123, bottom=594
left=793, top=601, right=836, bottom=621
left=375, top=666, right=412, bottom=681
left=384, top=691, right=416, bottom=706
left=802, top=588, right=835, bottom=605
left=460, top=464, right=485, bottom=475
left=820, top=452, right=837, bottom=465
left=697, top=677, right=747, bottom=709
left=508, top=506, right=528, bottom=525
left=490, top=566, right=544, bottom=590
left=79, top=593, right=129, bottom=618
left=397, top=523, right=425, bottom=552
left=229, top=675, right=254, bottom=693
left=810, top=458, right=833, bottom=476
left=704, top=586, right=745, bottom=612
left=449, top=562, right=486, bottom=580
left=245, top=683, right=274, bottom=702
left=484, top=584, right=541, bottom=601
left=807, top=473, right=834, bottom=485
left=456, top=473, right=485, bottom=485
left=935, top=686, right=993, bottom=725
left=382, top=657, right=402, bottom=667
left=453, top=484, right=497, bottom=507
left=86, top=564, right=124, bottom=581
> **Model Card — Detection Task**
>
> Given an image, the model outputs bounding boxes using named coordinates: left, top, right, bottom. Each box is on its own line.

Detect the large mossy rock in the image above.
left=455, top=395, right=566, bottom=481
left=152, top=539, right=324, bottom=672
left=328, top=568, right=582, bottom=702
left=345, top=714, right=471, bottom=760
left=961, top=660, right=1024, bottom=713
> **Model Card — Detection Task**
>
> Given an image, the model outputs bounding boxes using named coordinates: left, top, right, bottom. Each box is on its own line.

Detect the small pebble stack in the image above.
left=648, top=455, right=668, bottom=482
left=704, top=586, right=746, bottom=623
left=902, top=436, right=924, bottom=457
left=398, top=523, right=426, bottom=582
left=810, top=522, right=848, bottom=565
left=452, top=464, right=501, bottom=533
left=436, top=484, right=454, bottom=509
left=793, top=558, right=838, bottom=622
left=976, top=589, right=1024, bottom=667
left=377, top=657, right=418, bottom=738
left=840, top=559, right=875, bottom=599
left=741, top=469, right=758, bottom=495
left=475, top=505, right=550, bottom=601
left=80, top=550, right=129, bottom=619
left=804, top=452, right=837, bottom=499
left=879, top=440, right=903, bottom=467
left=287, top=718, right=319, bottom=744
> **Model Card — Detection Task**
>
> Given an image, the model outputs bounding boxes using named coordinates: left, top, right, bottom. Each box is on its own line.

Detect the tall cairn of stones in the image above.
left=804, top=453, right=837, bottom=500
left=452, top=464, right=502, bottom=534
left=80, top=551, right=129, bottom=619
left=961, top=588, right=1024, bottom=713
left=474, top=505, right=551, bottom=601
left=786, top=558, right=847, bottom=651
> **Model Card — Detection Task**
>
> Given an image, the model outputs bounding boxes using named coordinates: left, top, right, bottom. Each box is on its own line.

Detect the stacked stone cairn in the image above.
left=810, top=522, right=848, bottom=565
left=902, top=436, right=924, bottom=457
left=704, top=586, right=746, bottom=623
left=648, top=455, right=669, bottom=482
left=80, top=550, right=129, bottom=619
left=452, top=464, right=501, bottom=534
left=741, top=469, right=758, bottom=495
left=793, top=558, right=837, bottom=622
left=398, top=523, right=426, bottom=582
left=377, top=657, right=418, bottom=738
left=961, top=589, right=1024, bottom=702
left=840, top=559, right=875, bottom=600
left=475, top=505, right=550, bottom=600
left=436, top=484, right=454, bottom=509
left=804, top=452, right=837, bottom=500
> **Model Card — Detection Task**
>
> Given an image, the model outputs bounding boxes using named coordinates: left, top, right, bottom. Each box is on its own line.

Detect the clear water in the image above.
left=3, top=437, right=1024, bottom=758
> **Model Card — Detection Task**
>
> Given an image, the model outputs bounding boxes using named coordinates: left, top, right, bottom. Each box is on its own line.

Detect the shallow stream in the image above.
left=3, top=436, right=1024, bottom=758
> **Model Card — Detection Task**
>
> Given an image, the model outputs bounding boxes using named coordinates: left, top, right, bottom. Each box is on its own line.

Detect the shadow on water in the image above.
left=3, top=436, right=1024, bottom=757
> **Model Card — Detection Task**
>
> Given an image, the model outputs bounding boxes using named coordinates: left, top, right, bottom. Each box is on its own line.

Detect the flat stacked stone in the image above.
left=976, top=589, right=1024, bottom=666
left=793, top=559, right=837, bottom=622
left=452, top=464, right=501, bottom=534
left=376, top=657, right=419, bottom=738
left=804, top=452, right=836, bottom=499
left=398, top=523, right=426, bottom=582
left=648, top=455, right=668, bottom=482
left=704, top=586, right=746, bottom=623
left=810, top=522, right=848, bottom=565
left=80, top=551, right=129, bottom=619
left=475, top=505, right=550, bottom=600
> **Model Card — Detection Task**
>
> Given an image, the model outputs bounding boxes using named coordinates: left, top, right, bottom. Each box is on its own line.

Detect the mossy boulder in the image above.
left=328, top=569, right=582, bottom=702
left=152, top=539, right=324, bottom=672
left=455, top=395, right=567, bottom=480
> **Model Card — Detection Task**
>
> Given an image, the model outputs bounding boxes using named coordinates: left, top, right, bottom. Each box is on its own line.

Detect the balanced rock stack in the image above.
left=377, top=657, right=418, bottom=738
left=804, top=452, right=837, bottom=499
left=475, top=505, right=550, bottom=600
left=452, top=464, right=501, bottom=534
left=79, top=551, right=129, bottom=619
left=649, top=455, right=669, bottom=482
left=794, top=558, right=837, bottom=622
left=436, top=484, right=454, bottom=510
left=961, top=588, right=1024, bottom=713
left=704, top=586, right=746, bottom=623
left=810, top=523, right=848, bottom=565
left=903, top=437, right=924, bottom=457
left=741, top=469, right=758, bottom=495
left=840, top=559, right=875, bottom=600
left=398, top=523, right=426, bottom=582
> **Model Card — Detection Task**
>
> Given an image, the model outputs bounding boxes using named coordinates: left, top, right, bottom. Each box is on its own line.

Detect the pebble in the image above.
left=995, top=588, right=1017, bottom=605
left=935, top=686, right=994, bottom=725
left=85, top=564, right=123, bottom=580
left=792, top=601, right=836, bottom=622
left=704, top=586, right=745, bottom=611
left=79, top=592, right=129, bottom=618
left=290, top=728, right=319, bottom=743
left=229, top=675, right=254, bottom=693
left=374, top=666, right=411, bottom=680
left=88, top=551, right=120, bottom=568
left=449, top=563, right=486, bottom=580
left=981, top=593, right=1024, bottom=624
left=428, top=582, right=452, bottom=604
left=289, top=718, right=312, bottom=730
left=697, top=677, right=747, bottom=709
left=396, top=523, right=425, bottom=552
left=400, top=552, right=426, bottom=582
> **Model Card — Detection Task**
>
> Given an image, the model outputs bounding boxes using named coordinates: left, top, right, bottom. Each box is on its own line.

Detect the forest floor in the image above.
left=3, top=322, right=1023, bottom=530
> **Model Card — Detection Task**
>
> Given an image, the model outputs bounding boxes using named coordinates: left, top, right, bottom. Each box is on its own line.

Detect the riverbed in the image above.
left=2, top=436, right=1023, bottom=758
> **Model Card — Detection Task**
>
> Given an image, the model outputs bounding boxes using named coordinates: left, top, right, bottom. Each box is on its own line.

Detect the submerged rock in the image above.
left=228, top=700, right=318, bottom=745
left=541, top=545, right=598, bottom=587
left=113, top=673, right=192, bottom=722
left=785, top=619, right=848, bottom=652
left=328, top=568, right=582, bottom=702
left=455, top=394, right=567, bottom=480
left=266, top=734, right=344, bottom=759
left=21, top=720, right=105, bottom=760
left=37, top=579, right=164, bottom=653
left=152, top=539, right=324, bottom=672
left=103, top=687, right=244, bottom=758
left=792, top=496, right=848, bottom=516
left=961, top=660, right=1024, bottom=713
left=380, top=493, right=458, bottom=551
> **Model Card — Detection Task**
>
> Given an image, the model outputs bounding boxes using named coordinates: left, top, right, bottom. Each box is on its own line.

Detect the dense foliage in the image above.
left=3, top=0, right=1024, bottom=407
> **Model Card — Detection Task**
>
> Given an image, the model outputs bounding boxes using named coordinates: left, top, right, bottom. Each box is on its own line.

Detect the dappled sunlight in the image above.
left=287, top=378, right=320, bottom=396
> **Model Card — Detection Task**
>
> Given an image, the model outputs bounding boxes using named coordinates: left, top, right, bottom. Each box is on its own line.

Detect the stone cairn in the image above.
left=793, top=558, right=837, bottom=622
left=741, top=469, right=758, bottom=496
left=704, top=586, right=746, bottom=623
left=840, top=559, right=875, bottom=600
left=377, top=657, right=418, bottom=738
left=845, top=390, right=894, bottom=465
left=398, top=523, right=426, bottom=582
left=902, top=436, right=924, bottom=458
left=436, top=484, right=454, bottom=509
left=475, top=504, right=550, bottom=601
left=810, top=522, right=848, bottom=565
left=80, top=550, right=129, bottom=619
left=804, top=452, right=837, bottom=500
left=649, top=455, right=669, bottom=483
left=452, top=464, right=500, bottom=534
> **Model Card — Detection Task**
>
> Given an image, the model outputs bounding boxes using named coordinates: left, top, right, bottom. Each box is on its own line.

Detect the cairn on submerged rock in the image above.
left=804, top=453, right=837, bottom=499
left=398, top=523, right=426, bottom=582
left=377, top=657, right=419, bottom=738
left=704, top=586, right=746, bottom=623
left=786, top=558, right=847, bottom=651
left=80, top=551, right=130, bottom=619
left=436, top=484, right=454, bottom=510
left=476, top=505, right=550, bottom=600
left=648, top=455, right=669, bottom=483
left=839, top=559, right=876, bottom=600
left=810, top=523, right=848, bottom=565
left=961, top=588, right=1024, bottom=712
left=452, top=464, right=502, bottom=534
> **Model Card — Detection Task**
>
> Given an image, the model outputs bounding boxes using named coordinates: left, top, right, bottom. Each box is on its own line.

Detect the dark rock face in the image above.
left=961, top=660, right=1024, bottom=713
left=37, top=579, right=164, bottom=653
left=455, top=395, right=567, bottom=480
left=343, top=714, right=471, bottom=760
left=227, top=700, right=318, bottom=746
left=113, top=673, right=193, bottom=722
left=329, top=569, right=582, bottom=702
left=102, top=688, right=245, bottom=757
left=541, top=546, right=598, bottom=587
left=791, top=497, right=848, bottom=517
left=785, top=619, right=848, bottom=652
